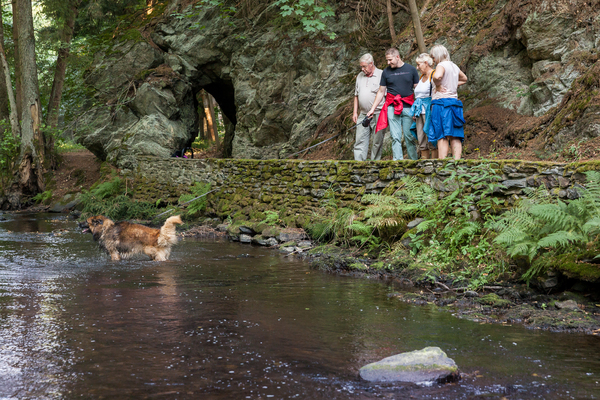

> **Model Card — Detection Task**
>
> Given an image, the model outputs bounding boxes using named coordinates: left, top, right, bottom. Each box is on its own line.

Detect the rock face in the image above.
left=359, top=347, right=459, bottom=383
left=73, top=0, right=600, bottom=168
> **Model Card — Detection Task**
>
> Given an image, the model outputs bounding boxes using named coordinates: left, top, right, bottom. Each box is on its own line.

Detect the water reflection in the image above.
left=0, top=214, right=598, bottom=399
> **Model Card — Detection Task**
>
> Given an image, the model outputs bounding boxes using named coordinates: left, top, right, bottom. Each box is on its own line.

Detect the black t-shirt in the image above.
left=380, top=63, right=420, bottom=97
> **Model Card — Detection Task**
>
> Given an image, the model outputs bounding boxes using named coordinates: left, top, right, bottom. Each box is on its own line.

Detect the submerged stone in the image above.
left=359, top=346, right=459, bottom=383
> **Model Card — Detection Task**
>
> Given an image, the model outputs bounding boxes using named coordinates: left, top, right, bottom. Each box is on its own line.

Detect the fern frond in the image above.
left=528, top=203, right=579, bottom=230
left=582, top=217, right=600, bottom=235
left=536, top=230, right=584, bottom=249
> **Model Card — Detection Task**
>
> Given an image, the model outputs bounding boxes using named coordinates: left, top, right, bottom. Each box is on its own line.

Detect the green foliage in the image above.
left=0, top=123, right=19, bottom=191
left=90, top=177, right=126, bottom=200
left=80, top=194, right=158, bottom=220
left=178, top=182, right=211, bottom=219
left=261, top=210, right=281, bottom=226
left=79, top=175, right=158, bottom=220
left=489, top=171, right=600, bottom=282
left=32, top=190, right=53, bottom=205
left=274, top=0, right=336, bottom=39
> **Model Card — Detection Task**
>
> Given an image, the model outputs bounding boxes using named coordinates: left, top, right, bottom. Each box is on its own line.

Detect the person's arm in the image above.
left=458, top=70, right=468, bottom=87
left=432, top=65, right=445, bottom=86
left=353, top=96, right=359, bottom=123
left=366, top=86, right=386, bottom=118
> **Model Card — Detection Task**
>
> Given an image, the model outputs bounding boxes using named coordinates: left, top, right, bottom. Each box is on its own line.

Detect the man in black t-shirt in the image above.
left=367, top=48, right=419, bottom=160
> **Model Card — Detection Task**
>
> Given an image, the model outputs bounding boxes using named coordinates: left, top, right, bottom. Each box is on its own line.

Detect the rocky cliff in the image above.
left=73, top=0, right=600, bottom=169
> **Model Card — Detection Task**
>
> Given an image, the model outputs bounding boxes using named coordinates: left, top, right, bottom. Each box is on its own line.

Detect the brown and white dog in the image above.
left=80, top=215, right=183, bottom=261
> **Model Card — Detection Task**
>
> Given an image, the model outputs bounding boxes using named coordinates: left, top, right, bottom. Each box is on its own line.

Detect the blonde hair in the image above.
left=429, top=45, right=450, bottom=63
left=359, top=53, right=374, bottom=65
left=415, top=53, right=434, bottom=67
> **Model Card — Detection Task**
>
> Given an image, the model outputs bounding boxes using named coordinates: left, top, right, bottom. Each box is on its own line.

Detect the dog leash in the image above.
left=154, top=188, right=219, bottom=218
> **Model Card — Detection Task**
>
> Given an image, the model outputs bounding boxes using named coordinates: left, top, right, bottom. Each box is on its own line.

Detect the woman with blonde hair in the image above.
left=428, top=45, right=468, bottom=160
left=410, top=53, right=437, bottom=159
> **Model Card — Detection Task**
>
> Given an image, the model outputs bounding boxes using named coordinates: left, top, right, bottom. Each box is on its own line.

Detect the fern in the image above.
left=491, top=170, right=600, bottom=277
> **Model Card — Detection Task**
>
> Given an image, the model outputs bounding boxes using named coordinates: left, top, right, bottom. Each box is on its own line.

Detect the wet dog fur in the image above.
left=80, top=215, right=183, bottom=261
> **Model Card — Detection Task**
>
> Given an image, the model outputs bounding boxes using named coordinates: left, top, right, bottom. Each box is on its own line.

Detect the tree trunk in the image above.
left=386, top=0, right=397, bottom=44
left=47, top=0, right=80, bottom=129
left=0, top=4, right=18, bottom=139
left=15, top=0, right=44, bottom=195
left=202, top=91, right=219, bottom=148
left=11, top=0, right=22, bottom=120
left=0, top=5, right=8, bottom=123
left=408, top=0, right=426, bottom=54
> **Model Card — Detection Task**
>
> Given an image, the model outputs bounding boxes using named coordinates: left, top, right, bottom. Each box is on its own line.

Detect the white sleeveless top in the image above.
left=432, top=61, right=459, bottom=100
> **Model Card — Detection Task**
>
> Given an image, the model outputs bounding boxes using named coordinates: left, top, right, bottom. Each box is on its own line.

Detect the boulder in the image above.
left=359, top=347, right=459, bottom=383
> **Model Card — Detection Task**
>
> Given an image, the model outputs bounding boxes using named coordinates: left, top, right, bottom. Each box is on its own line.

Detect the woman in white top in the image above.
left=411, top=53, right=437, bottom=159
left=429, top=45, right=468, bottom=160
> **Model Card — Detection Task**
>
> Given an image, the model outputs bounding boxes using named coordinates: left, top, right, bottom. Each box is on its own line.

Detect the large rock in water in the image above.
left=359, top=347, right=459, bottom=383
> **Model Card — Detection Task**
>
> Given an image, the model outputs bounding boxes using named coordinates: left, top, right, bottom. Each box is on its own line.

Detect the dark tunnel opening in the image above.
left=194, top=78, right=237, bottom=158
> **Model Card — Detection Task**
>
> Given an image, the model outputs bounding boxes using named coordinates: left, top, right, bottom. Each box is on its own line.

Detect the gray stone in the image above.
left=501, top=178, right=527, bottom=189
left=265, top=238, right=279, bottom=247
left=555, top=300, right=580, bottom=311
left=359, top=347, right=459, bottom=383
left=251, top=235, right=268, bottom=246
left=407, top=218, right=424, bottom=229
left=277, top=230, right=308, bottom=242
left=239, top=234, right=252, bottom=244
left=239, top=226, right=255, bottom=235
left=49, top=194, right=81, bottom=213
left=216, top=224, right=229, bottom=232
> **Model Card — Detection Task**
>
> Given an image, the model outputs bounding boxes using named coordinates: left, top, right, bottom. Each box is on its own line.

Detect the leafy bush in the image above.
left=489, top=171, right=600, bottom=281
left=79, top=176, right=158, bottom=221
left=32, top=190, right=53, bottom=205
left=80, top=194, right=158, bottom=221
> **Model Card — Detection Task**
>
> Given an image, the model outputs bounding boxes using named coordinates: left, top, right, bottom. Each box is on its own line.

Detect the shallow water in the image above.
left=0, top=213, right=599, bottom=399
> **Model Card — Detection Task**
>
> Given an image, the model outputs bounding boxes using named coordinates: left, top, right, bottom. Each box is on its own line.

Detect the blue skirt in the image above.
left=428, top=98, right=465, bottom=143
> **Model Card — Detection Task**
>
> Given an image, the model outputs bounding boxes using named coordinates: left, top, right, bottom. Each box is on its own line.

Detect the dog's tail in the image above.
left=158, top=215, right=183, bottom=247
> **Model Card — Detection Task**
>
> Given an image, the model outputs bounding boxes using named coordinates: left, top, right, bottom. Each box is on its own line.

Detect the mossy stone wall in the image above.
left=134, top=156, right=600, bottom=225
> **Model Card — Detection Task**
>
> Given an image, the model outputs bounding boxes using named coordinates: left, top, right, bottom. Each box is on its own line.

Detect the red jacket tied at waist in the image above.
left=375, top=93, right=415, bottom=132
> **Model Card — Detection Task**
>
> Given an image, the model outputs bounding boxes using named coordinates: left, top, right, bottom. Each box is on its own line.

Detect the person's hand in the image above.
left=366, top=109, right=374, bottom=118
left=412, top=116, right=416, bottom=121
left=352, top=112, right=358, bottom=124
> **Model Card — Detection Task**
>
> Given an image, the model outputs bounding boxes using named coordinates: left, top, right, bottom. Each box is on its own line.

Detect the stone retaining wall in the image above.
left=134, top=156, right=600, bottom=225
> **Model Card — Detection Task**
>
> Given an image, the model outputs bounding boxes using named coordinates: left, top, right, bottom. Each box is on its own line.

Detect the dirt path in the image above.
left=53, top=151, right=102, bottom=200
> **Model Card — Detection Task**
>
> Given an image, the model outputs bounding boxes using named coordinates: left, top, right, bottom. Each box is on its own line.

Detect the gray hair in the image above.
left=359, top=53, right=374, bottom=65
left=415, top=53, right=434, bottom=67
left=429, top=45, right=450, bottom=63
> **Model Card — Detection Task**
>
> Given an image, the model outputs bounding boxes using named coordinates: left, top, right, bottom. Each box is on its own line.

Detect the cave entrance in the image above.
left=194, top=78, right=236, bottom=158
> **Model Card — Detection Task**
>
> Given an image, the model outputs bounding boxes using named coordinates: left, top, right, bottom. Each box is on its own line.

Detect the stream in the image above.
left=0, top=213, right=598, bottom=399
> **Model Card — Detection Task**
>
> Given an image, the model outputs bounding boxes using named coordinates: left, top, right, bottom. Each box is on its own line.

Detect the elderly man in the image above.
left=352, top=53, right=385, bottom=161
left=367, top=48, right=419, bottom=160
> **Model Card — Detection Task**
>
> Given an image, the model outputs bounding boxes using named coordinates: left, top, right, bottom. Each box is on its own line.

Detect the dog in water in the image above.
left=80, top=215, right=183, bottom=261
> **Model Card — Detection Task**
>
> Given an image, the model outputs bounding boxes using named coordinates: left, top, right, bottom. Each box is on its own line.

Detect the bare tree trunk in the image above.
left=15, top=0, right=44, bottom=195
left=47, top=0, right=80, bottom=128
left=0, top=4, right=18, bottom=139
left=386, top=0, right=397, bottom=44
left=201, top=90, right=219, bottom=148
left=408, top=0, right=426, bottom=53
